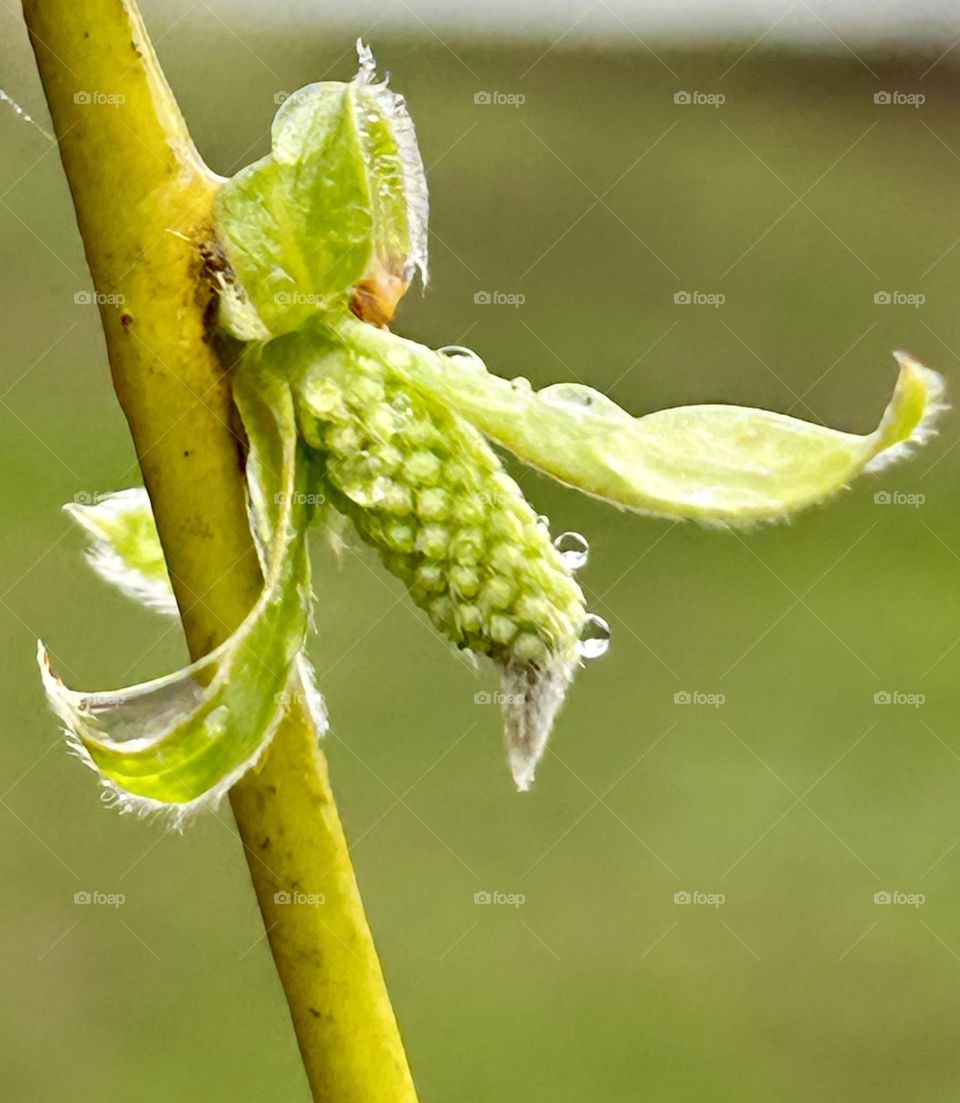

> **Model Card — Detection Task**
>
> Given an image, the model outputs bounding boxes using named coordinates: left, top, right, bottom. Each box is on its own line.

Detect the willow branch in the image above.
left=22, top=2, right=417, bottom=1098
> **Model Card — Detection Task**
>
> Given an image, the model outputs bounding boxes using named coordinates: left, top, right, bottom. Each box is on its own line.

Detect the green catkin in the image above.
left=274, top=320, right=588, bottom=789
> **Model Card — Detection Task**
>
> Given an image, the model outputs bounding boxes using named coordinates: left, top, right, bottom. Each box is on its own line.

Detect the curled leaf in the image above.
left=63, top=461, right=329, bottom=760
left=215, top=41, right=427, bottom=338
left=39, top=364, right=313, bottom=823
left=342, top=318, right=944, bottom=527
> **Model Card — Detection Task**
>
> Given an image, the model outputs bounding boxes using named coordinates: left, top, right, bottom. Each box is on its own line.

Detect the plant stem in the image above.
left=22, top=2, right=418, bottom=1099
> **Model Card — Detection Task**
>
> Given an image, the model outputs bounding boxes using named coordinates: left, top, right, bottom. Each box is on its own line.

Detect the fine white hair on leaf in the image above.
left=862, top=350, right=948, bottom=475
left=296, top=653, right=329, bottom=739
left=65, top=488, right=179, bottom=616
left=353, top=38, right=429, bottom=289
left=52, top=656, right=328, bottom=831
left=62, top=477, right=329, bottom=786
left=49, top=645, right=301, bottom=832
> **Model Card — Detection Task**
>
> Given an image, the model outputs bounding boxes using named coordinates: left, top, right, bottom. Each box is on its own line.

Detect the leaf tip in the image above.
left=865, top=350, right=947, bottom=473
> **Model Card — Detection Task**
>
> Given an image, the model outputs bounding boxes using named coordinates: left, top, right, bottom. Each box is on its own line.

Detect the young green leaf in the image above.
left=64, top=478, right=329, bottom=749
left=38, top=363, right=314, bottom=823
left=215, top=41, right=427, bottom=338
left=65, top=488, right=176, bottom=615
left=341, top=317, right=944, bottom=527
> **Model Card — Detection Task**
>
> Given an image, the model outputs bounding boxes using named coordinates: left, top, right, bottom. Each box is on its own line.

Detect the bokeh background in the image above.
left=3, top=2, right=960, bottom=1100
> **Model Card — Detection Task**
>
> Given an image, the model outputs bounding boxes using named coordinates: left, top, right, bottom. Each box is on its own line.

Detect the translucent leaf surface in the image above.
left=66, top=489, right=176, bottom=615
left=38, top=363, right=313, bottom=821
left=63, top=480, right=328, bottom=746
left=342, top=317, right=944, bottom=526
left=215, top=42, right=427, bottom=338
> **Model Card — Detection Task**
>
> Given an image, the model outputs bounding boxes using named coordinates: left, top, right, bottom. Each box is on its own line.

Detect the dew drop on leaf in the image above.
left=439, top=346, right=486, bottom=372
left=538, top=383, right=597, bottom=410
left=554, top=531, right=589, bottom=570
left=537, top=383, right=629, bottom=420
left=578, top=613, right=610, bottom=660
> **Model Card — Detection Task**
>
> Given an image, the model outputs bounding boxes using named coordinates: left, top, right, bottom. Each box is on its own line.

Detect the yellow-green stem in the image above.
left=22, top=2, right=418, bottom=1099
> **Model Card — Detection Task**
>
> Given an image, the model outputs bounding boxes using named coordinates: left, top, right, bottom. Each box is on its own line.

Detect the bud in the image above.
left=216, top=41, right=428, bottom=338
left=273, top=322, right=587, bottom=789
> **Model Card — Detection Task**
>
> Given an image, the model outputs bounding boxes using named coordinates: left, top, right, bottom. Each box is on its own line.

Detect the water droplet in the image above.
left=510, top=376, right=532, bottom=394
left=539, top=383, right=597, bottom=410
left=578, top=613, right=610, bottom=660
left=536, top=514, right=551, bottom=531
left=554, top=531, right=589, bottom=570
left=439, top=345, right=486, bottom=372
left=538, top=383, right=629, bottom=421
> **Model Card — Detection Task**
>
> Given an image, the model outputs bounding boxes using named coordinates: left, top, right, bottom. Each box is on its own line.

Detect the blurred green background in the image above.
left=3, top=6, right=960, bottom=1101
